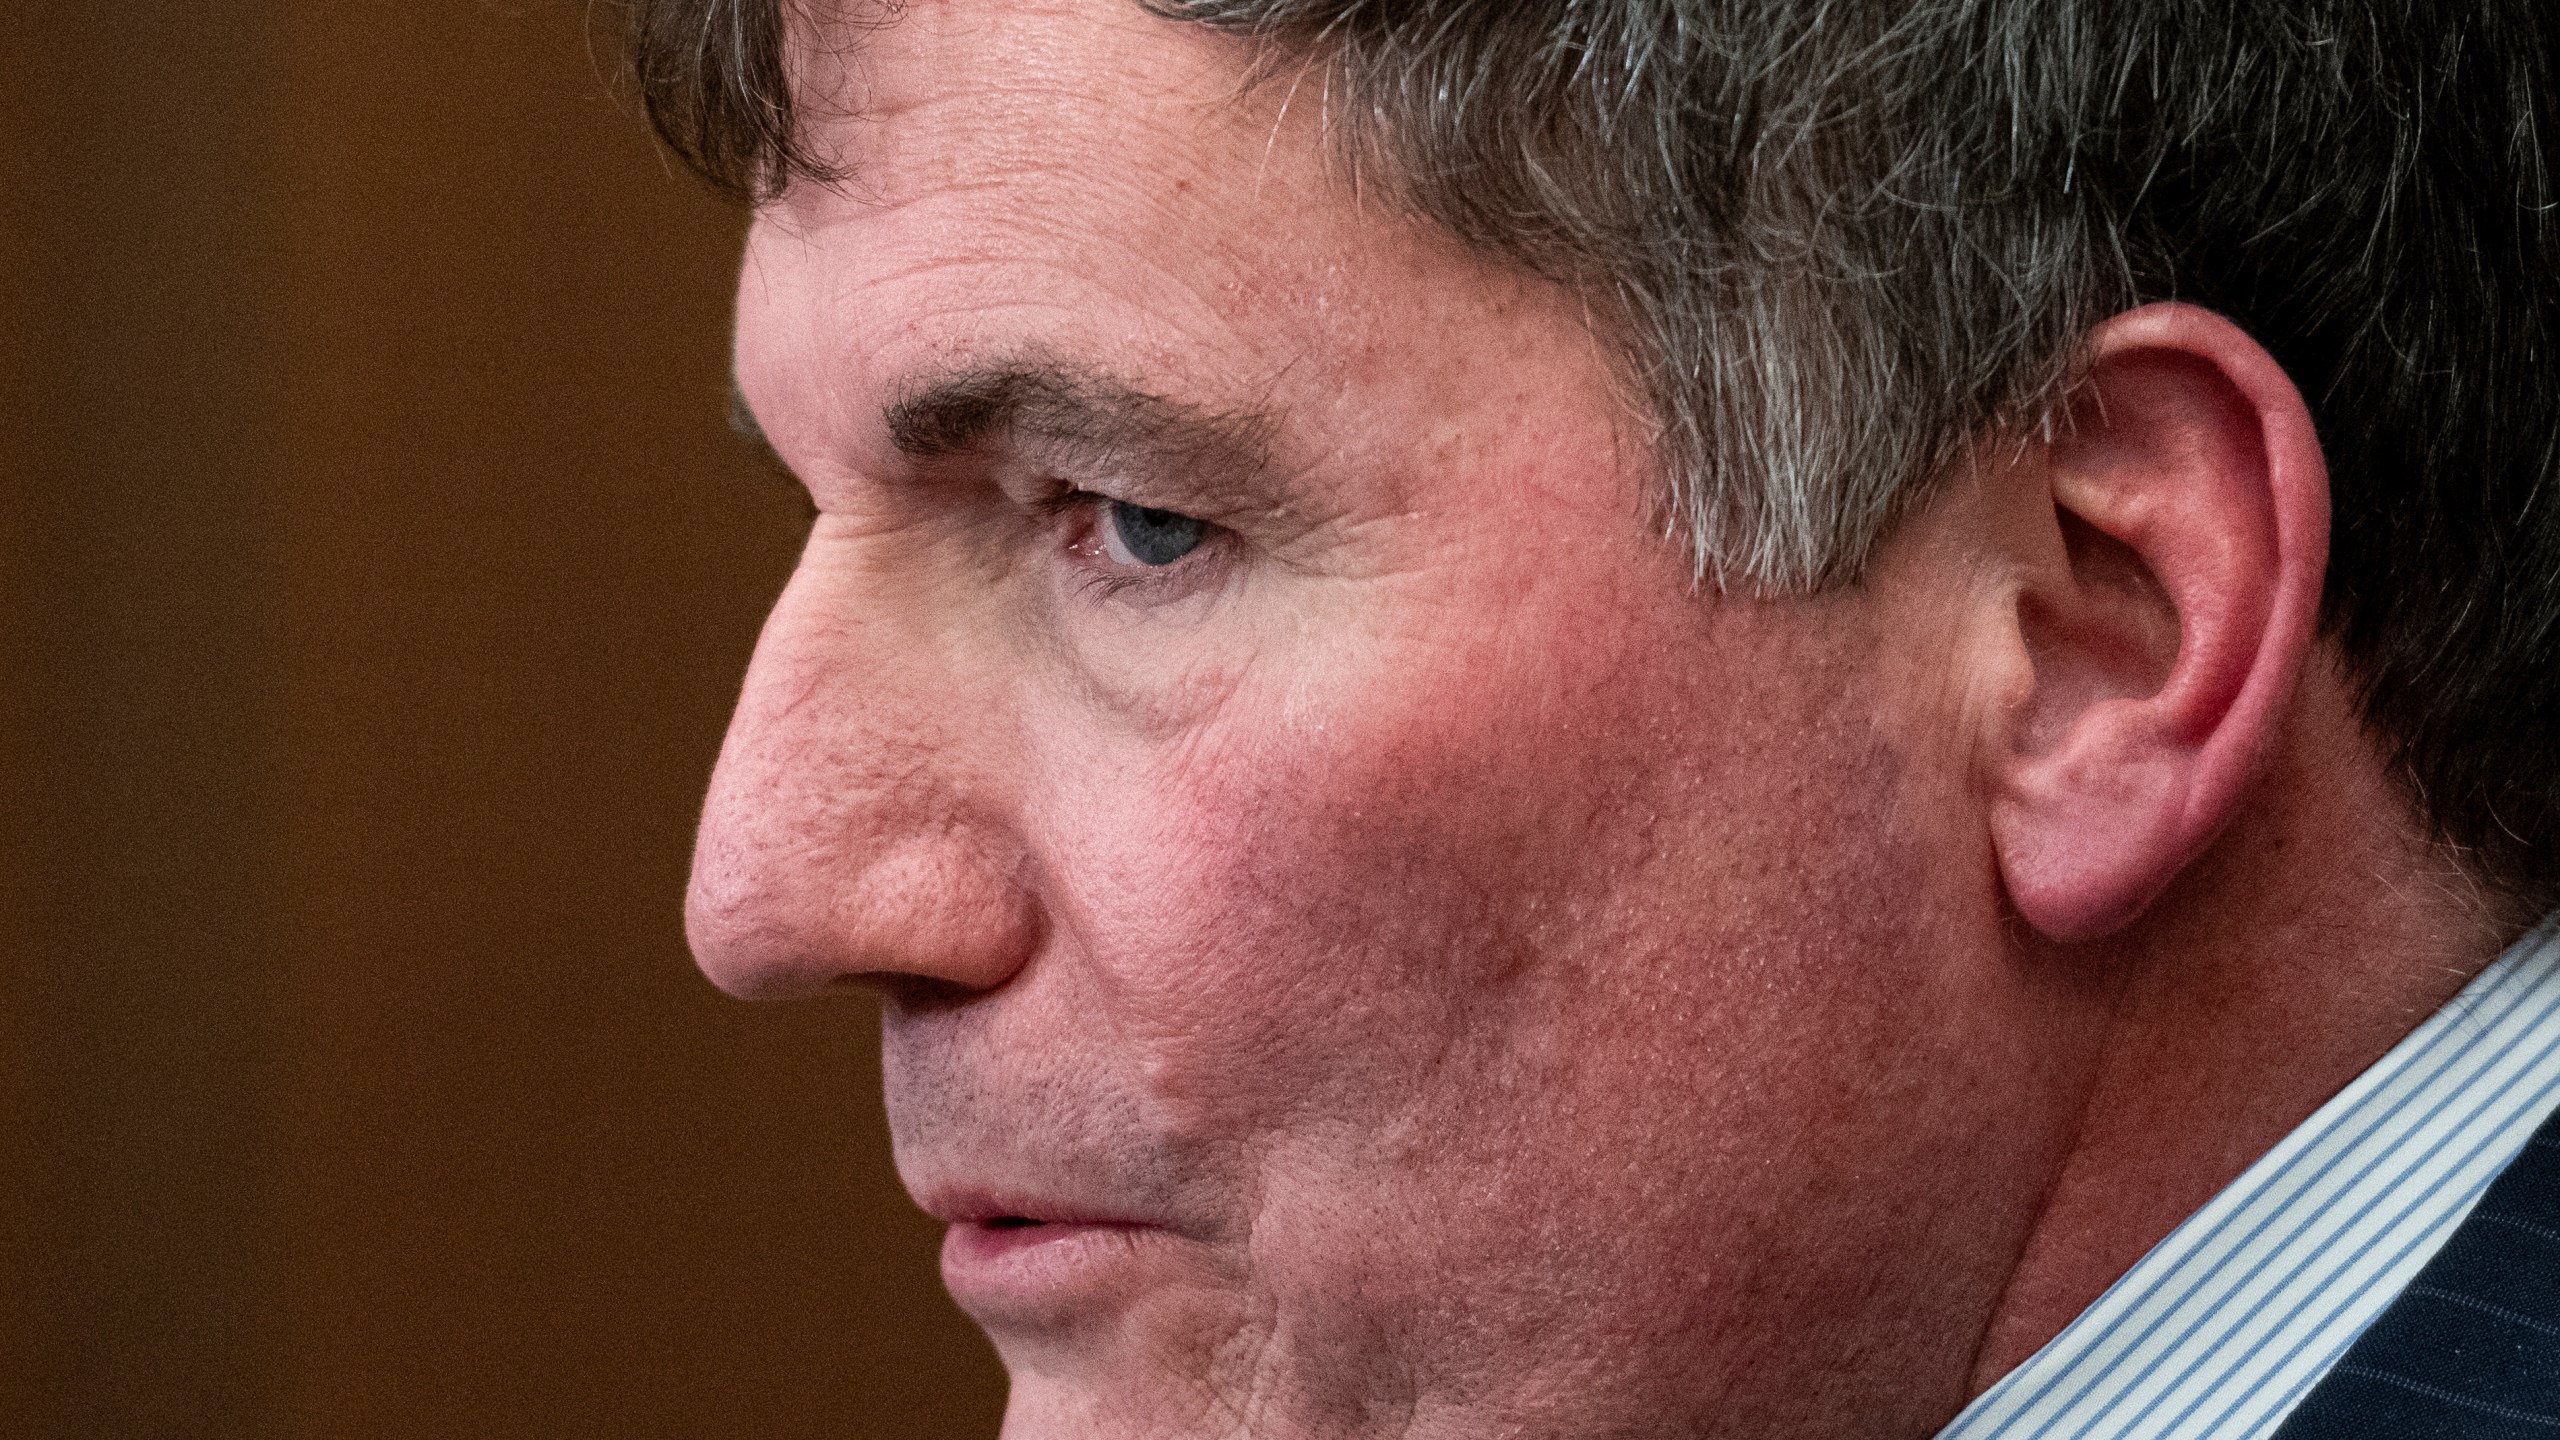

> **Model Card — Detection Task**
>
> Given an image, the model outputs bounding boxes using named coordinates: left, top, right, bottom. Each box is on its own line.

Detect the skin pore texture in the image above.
left=684, top=1, right=2524, bottom=1435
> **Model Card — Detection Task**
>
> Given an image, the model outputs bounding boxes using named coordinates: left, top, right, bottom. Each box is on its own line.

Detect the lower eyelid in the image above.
left=1070, top=523, right=1230, bottom=607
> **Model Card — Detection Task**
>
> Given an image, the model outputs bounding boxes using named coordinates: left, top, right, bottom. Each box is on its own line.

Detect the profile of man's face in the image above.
left=690, top=1, right=2099, bottom=1433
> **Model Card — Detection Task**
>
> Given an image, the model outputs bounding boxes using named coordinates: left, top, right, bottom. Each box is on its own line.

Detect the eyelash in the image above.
left=1038, top=486, right=1220, bottom=603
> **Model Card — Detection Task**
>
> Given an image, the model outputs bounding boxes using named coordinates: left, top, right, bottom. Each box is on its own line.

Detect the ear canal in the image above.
left=2011, top=510, right=2181, bottom=761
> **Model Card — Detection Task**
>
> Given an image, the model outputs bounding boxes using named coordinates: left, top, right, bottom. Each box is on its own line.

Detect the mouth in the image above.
left=927, top=1193, right=1177, bottom=1323
left=948, top=1212, right=1154, bottom=1257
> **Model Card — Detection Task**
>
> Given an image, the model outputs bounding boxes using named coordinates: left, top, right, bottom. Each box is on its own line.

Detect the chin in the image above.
left=996, top=1379, right=1210, bottom=1440
left=958, top=1241, right=1282, bottom=1439
left=983, top=1316, right=1265, bottom=1440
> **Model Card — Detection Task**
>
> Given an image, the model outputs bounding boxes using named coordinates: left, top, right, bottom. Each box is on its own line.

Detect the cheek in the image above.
left=1027, top=581, right=1981, bottom=1390
left=1004, top=560, right=2040, bottom=1421
left=1027, top=572, right=1713, bottom=1165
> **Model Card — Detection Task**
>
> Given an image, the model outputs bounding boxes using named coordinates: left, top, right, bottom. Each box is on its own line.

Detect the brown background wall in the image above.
left=2, top=3, right=1007, bottom=1435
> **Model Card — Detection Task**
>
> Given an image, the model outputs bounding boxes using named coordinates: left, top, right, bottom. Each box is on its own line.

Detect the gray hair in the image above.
left=626, top=0, right=2560, bottom=912
left=1154, top=0, right=2114, bottom=593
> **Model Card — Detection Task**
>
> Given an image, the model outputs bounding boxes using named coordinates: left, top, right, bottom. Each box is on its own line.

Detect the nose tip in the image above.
left=687, top=820, right=1044, bottom=1000
left=687, top=552, right=1041, bottom=1002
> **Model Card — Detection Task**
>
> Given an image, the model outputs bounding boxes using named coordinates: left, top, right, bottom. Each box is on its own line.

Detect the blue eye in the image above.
left=1102, top=501, right=1208, bottom=567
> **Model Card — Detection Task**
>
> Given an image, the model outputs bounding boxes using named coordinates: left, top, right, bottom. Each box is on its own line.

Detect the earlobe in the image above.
left=1989, top=304, right=2330, bottom=942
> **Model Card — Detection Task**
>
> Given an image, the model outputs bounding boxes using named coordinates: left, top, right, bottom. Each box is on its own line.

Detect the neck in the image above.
left=1966, top=654, right=2529, bottom=1393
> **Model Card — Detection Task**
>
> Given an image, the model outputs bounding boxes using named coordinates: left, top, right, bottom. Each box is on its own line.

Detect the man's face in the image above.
left=694, top=1, right=2092, bottom=1434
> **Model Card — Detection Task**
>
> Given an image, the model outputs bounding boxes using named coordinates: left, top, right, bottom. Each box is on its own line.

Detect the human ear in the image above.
left=1987, top=303, right=2330, bottom=941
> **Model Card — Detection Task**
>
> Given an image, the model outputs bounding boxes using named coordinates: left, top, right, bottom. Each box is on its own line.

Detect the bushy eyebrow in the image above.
left=882, top=359, right=1280, bottom=505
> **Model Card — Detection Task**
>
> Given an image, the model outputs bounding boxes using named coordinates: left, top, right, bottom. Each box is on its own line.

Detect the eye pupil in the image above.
left=1108, top=501, right=1207, bottom=566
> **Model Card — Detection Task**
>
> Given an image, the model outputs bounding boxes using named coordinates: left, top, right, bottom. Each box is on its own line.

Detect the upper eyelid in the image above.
left=1036, top=479, right=1214, bottom=528
left=1015, top=458, right=1218, bottom=516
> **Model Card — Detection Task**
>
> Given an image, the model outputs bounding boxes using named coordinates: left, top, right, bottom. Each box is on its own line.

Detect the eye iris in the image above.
left=1108, top=501, right=1206, bottom=566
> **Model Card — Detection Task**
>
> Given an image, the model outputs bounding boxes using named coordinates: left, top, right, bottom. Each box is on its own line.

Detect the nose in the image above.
left=685, top=565, right=1043, bottom=1000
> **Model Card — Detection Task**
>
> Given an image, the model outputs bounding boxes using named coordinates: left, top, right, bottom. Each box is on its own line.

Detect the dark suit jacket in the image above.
left=2273, top=1103, right=2560, bottom=1438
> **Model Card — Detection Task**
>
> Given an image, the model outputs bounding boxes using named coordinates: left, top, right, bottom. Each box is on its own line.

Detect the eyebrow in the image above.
left=880, top=359, right=1281, bottom=505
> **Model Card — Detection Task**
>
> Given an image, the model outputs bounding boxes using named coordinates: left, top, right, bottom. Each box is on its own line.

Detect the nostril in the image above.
left=874, top=971, right=991, bottom=1012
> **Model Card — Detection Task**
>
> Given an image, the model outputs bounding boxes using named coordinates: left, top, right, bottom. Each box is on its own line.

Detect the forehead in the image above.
left=735, top=0, right=1630, bottom=495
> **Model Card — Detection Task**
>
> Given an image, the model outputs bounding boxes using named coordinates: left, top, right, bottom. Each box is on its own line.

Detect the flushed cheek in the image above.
left=1006, top=686, right=1632, bottom=1418
left=1004, top=581, right=2060, bottom=1438
left=1033, top=594, right=1679, bottom=1160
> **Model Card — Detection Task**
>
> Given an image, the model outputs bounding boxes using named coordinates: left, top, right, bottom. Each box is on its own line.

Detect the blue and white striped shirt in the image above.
left=1939, top=914, right=2560, bottom=1440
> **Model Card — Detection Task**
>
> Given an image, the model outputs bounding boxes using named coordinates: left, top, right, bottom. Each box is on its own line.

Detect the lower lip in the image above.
left=941, top=1219, right=1163, bottom=1317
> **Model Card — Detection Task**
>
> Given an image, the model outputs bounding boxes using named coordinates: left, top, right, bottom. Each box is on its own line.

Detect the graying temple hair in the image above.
left=626, top=0, right=2560, bottom=912
left=1152, top=0, right=2121, bottom=592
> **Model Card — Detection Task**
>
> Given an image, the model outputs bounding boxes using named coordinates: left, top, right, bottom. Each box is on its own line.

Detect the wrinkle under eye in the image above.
left=1104, top=501, right=1208, bottom=566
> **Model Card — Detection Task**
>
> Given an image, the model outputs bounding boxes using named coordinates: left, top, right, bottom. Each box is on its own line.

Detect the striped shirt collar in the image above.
left=1938, top=913, right=2560, bottom=1440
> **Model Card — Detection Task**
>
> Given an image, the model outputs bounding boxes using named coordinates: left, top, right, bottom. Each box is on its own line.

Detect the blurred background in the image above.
left=1, top=2, right=1007, bottom=1435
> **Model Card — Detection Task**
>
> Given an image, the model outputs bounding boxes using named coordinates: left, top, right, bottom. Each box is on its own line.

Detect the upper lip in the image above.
left=916, top=1183, right=1162, bottom=1230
